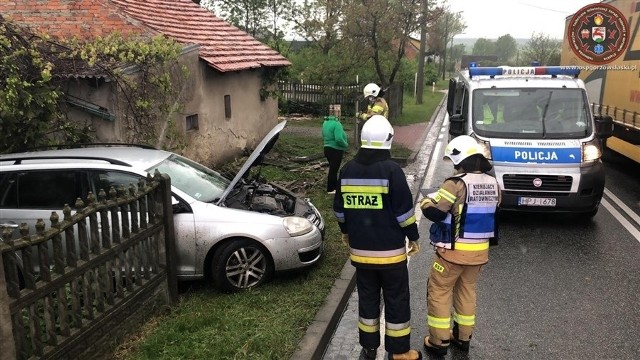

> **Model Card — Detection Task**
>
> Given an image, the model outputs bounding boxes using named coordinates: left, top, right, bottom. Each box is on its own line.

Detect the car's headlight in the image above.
left=582, top=139, right=602, bottom=162
left=283, top=217, right=313, bottom=237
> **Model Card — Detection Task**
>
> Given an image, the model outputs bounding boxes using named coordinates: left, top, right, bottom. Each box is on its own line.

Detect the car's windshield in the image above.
left=472, top=88, right=591, bottom=139
left=147, top=154, right=230, bottom=202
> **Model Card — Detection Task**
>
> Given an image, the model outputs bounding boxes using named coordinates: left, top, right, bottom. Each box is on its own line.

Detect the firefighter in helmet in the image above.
left=333, top=115, right=422, bottom=360
left=358, top=83, right=389, bottom=121
left=419, top=135, right=500, bottom=356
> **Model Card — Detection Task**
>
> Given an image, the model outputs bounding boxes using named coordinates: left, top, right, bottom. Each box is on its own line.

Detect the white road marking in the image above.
left=601, top=196, right=640, bottom=242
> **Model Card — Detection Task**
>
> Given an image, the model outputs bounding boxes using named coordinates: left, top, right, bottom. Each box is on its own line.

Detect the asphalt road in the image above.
left=321, top=112, right=640, bottom=359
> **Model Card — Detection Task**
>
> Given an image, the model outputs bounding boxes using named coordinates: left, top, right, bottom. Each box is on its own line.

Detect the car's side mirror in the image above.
left=594, top=114, right=614, bottom=139
left=449, top=114, right=466, bottom=137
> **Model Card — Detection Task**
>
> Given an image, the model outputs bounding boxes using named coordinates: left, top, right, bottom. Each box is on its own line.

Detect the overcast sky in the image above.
left=447, top=0, right=602, bottom=39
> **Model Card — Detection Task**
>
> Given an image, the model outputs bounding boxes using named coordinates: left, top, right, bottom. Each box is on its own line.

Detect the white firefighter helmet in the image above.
left=363, top=83, right=381, bottom=98
left=443, top=135, right=483, bottom=165
left=361, top=115, right=394, bottom=149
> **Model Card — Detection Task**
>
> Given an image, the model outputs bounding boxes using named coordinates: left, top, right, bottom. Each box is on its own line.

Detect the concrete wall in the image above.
left=180, top=59, right=279, bottom=167
left=61, top=44, right=280, bottom=167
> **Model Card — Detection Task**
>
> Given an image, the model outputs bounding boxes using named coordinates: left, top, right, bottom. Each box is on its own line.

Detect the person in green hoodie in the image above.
left=322, top=115, right=349, bottom=194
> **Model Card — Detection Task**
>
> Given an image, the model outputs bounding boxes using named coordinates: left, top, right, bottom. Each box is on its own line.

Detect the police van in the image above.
left=446, top=65, right=614, bottom=218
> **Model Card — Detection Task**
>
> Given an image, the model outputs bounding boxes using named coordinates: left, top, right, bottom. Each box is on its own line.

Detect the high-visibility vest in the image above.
left=482, top=104, right=504, bottom=124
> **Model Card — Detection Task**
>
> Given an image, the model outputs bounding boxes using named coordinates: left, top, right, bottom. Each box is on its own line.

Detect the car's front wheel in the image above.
left=211, top=239, right=273, bottom=292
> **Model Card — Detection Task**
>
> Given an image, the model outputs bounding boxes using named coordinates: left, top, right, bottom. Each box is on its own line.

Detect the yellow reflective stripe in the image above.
left=427, top=315, right=451, bottom=329
left=341, top=185, right=388, bottom=194
left=386, top=326, right=411, bottom=338
left=358, top=322, right=379, bottom=333
left=351, top=253, right=407, bottom=265
left=455, top=241, right=489, bottom=251
left=399, top=214, right=416, bottom=228
left=361, top=140, right=385, bottom=148
left=438, top=189, right=456, bottom=203
left=371, top=105, right=385, bottom=113
left=453, top=312, right=475, bottom=326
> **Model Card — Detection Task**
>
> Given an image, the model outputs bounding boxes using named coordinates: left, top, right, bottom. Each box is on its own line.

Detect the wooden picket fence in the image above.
left=0, top=171, right=177, bottom=360
left=278, top=81, right=404, bottom=121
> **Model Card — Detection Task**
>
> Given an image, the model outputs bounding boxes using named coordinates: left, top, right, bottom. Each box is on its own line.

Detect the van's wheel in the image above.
left=211, top=239, right=273, bottom=292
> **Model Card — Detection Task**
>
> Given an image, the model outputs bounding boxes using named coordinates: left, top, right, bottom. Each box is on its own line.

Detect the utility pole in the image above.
left=442, top=11, right=449, bottom=80
left=415, top=0, right=429, bottom=104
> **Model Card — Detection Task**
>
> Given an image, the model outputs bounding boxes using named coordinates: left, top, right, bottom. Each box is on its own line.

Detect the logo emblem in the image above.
left=533, top=178, right=542, bottom=188
left=567, top=3, right=629, bottom=65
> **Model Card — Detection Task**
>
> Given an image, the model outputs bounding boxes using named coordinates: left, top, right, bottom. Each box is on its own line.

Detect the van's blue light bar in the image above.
left=468, top=66, right=580, bottom=78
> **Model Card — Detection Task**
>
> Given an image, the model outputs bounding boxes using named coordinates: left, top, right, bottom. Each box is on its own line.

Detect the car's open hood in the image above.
left=216, top=120, right=287, bottom=205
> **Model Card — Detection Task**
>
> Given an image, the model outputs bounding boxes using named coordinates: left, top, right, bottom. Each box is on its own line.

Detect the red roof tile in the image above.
left=0, top=0, right=154, bottom=40
left=0, top=0, right=290, bottom=73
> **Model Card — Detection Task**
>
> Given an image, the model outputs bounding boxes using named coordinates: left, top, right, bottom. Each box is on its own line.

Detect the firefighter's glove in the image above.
left=341, top=233, right=349, bottom=246
left=407, top=241, right=420, bottom=256
left=420, top=197, right=434, bottom=209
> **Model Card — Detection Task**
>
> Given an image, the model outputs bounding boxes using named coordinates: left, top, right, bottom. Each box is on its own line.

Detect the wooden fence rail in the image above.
left=0, top=171, right=177, bottom=360
left=278, top=81, right=404, bottom=121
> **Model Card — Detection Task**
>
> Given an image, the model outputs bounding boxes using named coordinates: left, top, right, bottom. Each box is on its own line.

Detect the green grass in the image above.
left=113, top=93, right=445, bottom=360
left=394, top=89, right=447, bottom=126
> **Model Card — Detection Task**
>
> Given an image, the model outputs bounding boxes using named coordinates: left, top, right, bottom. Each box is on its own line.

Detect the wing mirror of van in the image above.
left=594, top=114, right=614, bottom=139
left=449, top=114, right=466, bottom=137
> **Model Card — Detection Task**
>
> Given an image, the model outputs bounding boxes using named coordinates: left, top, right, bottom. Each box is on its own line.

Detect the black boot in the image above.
left=362, top=347, right=377, bottom=359
left=423, top=336, right=449, bottom=356
left=451, top=323, right=471, bottom=351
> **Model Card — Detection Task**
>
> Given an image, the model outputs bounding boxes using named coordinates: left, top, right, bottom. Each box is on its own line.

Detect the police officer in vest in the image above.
left=419, top=135, right=500, bottom=356
left=334, top=115, right=421, bottom=360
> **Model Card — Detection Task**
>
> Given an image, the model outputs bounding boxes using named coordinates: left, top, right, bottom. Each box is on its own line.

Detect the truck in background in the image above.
left=560, top=0, right=640, bottom=163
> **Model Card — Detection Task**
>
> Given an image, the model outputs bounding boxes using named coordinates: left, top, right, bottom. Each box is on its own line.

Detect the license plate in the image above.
left=518, top=197, right=557, bottom=206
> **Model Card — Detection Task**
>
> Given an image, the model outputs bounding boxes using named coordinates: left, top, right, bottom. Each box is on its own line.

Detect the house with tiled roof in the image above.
left=0, top=0, right=291, bottom=166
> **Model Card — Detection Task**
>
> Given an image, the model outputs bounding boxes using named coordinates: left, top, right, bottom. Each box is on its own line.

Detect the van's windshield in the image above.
left=472, top=88, right=591, bottom=139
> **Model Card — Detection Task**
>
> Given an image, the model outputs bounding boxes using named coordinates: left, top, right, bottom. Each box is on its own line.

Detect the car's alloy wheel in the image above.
left=212, top=239, right=273, bottom=292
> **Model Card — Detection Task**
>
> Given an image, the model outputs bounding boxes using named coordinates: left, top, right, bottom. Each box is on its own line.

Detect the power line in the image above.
left=516, top=1, right=577, bottom=14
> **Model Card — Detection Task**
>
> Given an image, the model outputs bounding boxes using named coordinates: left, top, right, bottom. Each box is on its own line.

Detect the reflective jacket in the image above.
left=333, top=149, right=419, bottom=269
left=420, top=172, right=500, bottom=265
left=360, top=97, right=389, bottom=120
left=483, top=103, right=504, bottom=124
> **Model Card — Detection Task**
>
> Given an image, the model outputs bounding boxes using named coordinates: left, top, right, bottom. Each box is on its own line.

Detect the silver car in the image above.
left=0, top=121, right=325, bottom=292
